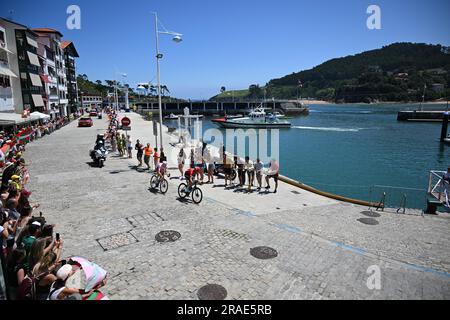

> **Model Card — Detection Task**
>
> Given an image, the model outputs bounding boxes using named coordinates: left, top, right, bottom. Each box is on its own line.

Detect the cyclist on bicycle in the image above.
left=184, top=166, right=202, bottom=191
left=156, top=161, right=169, bottom=180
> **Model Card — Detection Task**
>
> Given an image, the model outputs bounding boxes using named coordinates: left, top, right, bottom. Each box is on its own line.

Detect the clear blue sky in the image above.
left=2, top=0, right=449, bottom=99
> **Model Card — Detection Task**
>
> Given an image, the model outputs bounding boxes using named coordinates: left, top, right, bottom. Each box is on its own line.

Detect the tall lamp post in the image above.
left=153, top=12, right=182, bottom=150
left=115, top=72, right=127, bottom=111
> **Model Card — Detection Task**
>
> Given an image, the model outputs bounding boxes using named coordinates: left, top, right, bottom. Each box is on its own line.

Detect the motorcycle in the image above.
left=89, top=146, right=108, bottom=168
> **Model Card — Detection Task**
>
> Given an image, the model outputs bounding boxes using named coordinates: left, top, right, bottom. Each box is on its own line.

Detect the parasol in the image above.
left=68, top=257, right=108, bottom=291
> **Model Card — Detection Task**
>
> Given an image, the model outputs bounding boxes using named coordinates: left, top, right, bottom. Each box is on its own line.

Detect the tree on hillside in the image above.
left=160, top=85, right=170, bottom=97
left=249, top=84, right=262, bottom=98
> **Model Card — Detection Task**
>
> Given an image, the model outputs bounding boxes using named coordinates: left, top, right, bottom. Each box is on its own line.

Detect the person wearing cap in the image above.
left=1, top=159, right=23, bottom=192
left=21, top=222, right=41, bottom=255
left=9, top=175, right=22, bottom=191
left=48, top=264, right=77, bottom=300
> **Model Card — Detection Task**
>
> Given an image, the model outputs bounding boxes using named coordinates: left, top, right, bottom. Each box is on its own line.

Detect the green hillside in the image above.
left=211, top=43, right=450, bottom=103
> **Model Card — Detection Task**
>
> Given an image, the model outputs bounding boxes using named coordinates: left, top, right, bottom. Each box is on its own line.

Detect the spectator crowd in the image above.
left=0, top=114, right=109, bottom=300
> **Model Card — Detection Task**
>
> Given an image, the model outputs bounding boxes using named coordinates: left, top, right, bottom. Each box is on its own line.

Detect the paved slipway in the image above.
left=25, top=112, right=450, bottom=300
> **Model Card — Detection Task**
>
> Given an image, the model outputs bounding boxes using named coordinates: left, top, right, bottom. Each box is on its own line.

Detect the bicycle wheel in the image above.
left=160, top=179, right=168, bottom=194
left=150, top=175, right=159, bottom=189
left=178, top=183, right=188, bottom=198
left=230, top=169, right=237, bottom=181
left=191, top=187, right=203, bottom=204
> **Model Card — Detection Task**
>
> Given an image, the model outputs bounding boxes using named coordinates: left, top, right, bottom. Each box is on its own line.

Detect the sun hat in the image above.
left=56, top=264, right=73, bottom=281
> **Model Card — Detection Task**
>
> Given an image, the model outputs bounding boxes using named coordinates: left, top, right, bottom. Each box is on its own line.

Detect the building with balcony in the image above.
left=0, top=18, right=45, bottom=115
left=61, top=41, right=79, bottom=113
left=81, top=94, right=103, bottom=109
left=0, top=22, right=17, bottom=112
left=32, top=28, right=68, bottom=117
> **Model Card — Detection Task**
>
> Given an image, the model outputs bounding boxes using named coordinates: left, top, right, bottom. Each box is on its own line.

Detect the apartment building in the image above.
left=0, top=23, right=16, bottom=112
left=61, top=41, right=79, bottom=113
left=32, top=28, right=69, bottom=117
left=0, top=18, right=80, bottom=120
left=0, top=18, right=45, bottom=115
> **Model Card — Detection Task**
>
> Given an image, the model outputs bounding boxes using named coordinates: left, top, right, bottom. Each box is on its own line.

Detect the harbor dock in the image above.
left=397, top=110, right=448, bottom=122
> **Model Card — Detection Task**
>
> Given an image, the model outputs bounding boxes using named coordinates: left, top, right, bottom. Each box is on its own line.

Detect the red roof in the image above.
left=60, top=40, right=79, bottom=57
left=60, top=41, right=72, bottom=49
left=32, top=28, right=63, bottom=37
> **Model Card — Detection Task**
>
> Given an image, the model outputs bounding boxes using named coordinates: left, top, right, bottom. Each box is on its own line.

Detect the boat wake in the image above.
left=292, top=126, right=362, bottom=132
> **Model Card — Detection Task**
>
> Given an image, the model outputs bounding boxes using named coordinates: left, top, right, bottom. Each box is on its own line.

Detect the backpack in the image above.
left=16, top=273, right=37, bottom=300
left=16, top=270, right=49, bottom=300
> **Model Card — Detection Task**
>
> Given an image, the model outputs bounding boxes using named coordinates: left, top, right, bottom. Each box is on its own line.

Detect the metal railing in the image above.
left=428, top=170, right=449, bottom=207
left=369, top=185, right=427, bottom=213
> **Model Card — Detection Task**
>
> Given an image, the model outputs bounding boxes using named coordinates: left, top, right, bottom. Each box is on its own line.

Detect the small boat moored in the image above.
left=164, top=113, right=180, bottom=120
left=212, top=107, right=291, bottom=129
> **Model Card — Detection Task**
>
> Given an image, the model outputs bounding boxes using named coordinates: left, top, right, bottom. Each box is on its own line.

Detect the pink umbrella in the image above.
left=69, top=257, right=108, bottom=291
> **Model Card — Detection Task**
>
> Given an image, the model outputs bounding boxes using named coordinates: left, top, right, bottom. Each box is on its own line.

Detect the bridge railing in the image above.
left=368, top=184, right=427, bottom=212
left=428, top=170, right=449, bottom=206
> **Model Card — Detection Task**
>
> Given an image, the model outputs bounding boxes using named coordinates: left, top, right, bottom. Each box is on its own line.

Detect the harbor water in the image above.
left=170, top=103, right=450, bottom=209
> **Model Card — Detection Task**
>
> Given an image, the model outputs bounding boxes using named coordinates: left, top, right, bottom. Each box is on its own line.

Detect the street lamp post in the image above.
left=153, top=12, right=182, bottom=151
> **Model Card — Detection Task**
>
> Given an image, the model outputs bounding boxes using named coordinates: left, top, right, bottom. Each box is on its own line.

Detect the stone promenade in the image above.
left=25, top=112, right=450, bottom=300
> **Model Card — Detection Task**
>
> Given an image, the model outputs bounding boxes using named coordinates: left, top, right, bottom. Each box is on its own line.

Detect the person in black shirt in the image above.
left=135, top=140, right=144, bottom=167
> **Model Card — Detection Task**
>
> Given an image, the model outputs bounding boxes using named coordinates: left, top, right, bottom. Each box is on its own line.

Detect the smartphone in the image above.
left=56, top=233, right=60, bottom=241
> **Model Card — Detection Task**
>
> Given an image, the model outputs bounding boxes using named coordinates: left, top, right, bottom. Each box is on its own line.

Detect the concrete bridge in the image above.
left=134, top=100, right=309, bottom=116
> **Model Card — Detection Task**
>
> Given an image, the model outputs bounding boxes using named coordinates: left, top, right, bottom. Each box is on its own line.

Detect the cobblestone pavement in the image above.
left=25, top=112, right=450, bottom=300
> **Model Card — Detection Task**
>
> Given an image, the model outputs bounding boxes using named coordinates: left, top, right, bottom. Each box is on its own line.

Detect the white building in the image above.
left=32, top=28, right=69, bottom=117
left=81, top=94, right=103, bottom=109
left=0, top=23, right=16, bottom=112
left=0, top=18, right=45, bottom=115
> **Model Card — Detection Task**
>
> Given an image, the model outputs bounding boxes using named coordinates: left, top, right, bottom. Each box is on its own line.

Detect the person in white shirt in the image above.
left=203, top=146, right=215, bottom=184
left=253, top=158, right=264, bottom=190
left=177, top=148, right=186, bottom=179
left=244, top=156, right=254, bottom=190
left=265, top=159, right=280, bottom=193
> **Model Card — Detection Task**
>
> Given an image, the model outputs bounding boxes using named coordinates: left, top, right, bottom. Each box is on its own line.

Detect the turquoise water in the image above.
left=175, top=103, right=450, bottom=209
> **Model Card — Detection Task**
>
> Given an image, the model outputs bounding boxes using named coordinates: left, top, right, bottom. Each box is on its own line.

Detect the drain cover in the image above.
left=357, top=218, right=379, bottom=225
left=250, top=246, right=278, bottom=260
left=155, top=230, right=181, bottom=243
left=361, top=211, right=381, bottom=218
left=96, top=231, right=138, bottom=251
left=197, top=284, right=227, bottom=300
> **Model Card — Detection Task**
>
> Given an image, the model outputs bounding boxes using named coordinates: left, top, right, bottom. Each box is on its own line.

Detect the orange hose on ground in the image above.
left=279, top=175, right=378, bottom=207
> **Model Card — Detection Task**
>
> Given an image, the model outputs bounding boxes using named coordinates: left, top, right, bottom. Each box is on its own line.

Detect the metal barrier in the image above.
left=369, top=185, right=427, bottom=212
left=428, top=170, right=449, bottom=207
